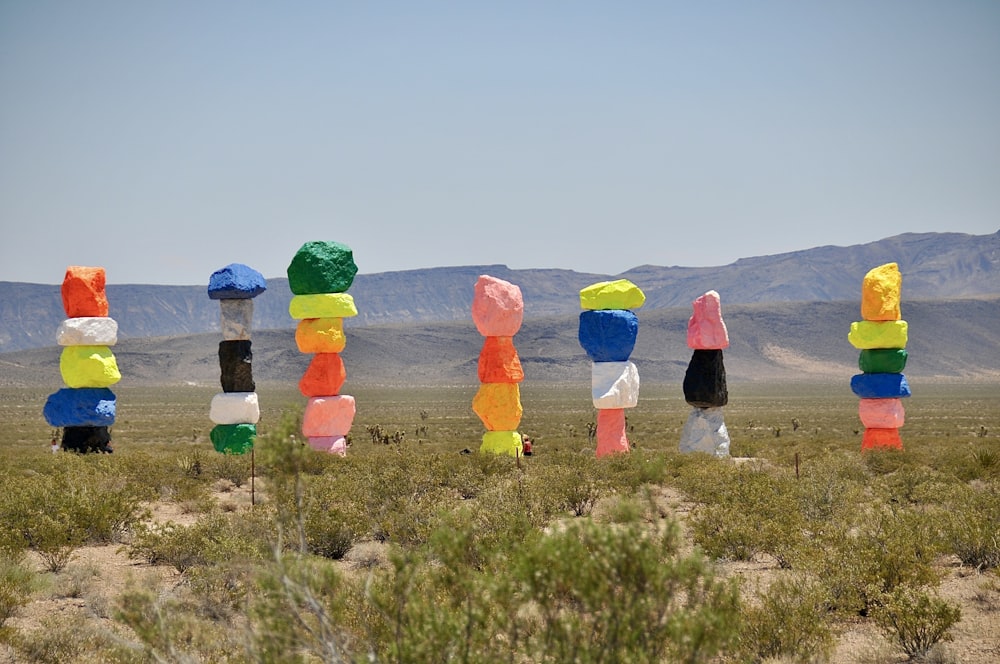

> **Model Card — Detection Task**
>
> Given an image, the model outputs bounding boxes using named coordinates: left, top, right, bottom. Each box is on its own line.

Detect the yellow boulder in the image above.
left=861, top=263, right=902, bottom=321
left=289, top=293, right=358, bottom=320
left=480, top=430, right=523, bottom=456
left=472, top=382, right=522, bottom=431
left=580, top=279, right=646, bottom=311
left=848, top=320, right=908, bottom=350
left=60, top=345, right=121, bottom=388
left=296, top=318, right=346, bottom=353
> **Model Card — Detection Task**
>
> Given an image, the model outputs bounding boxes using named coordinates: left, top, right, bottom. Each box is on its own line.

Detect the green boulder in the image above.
left=859, top=348, right=908, bottom=373
left=211, top=423, right=256, bottom=455
left=287, top=241, right=358, bottom=294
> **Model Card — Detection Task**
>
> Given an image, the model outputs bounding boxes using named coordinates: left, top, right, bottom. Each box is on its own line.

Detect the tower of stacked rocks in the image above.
left=578, top=279, right=645, bottom=458
left=848, top=263, right=910, bottom=450
left=43, top=266, right=120, bottom=453
left=207, top=263, right=267, bottom=455
left=679, top=290, right=731, bottom=457
left=288, top=241, right=359, bottom=456
left=472, top=275, right=525, bottom=456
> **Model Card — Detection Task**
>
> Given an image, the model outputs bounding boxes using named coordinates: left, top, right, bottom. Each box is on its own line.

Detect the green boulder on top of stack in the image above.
left=287, top=241, right=358, bottom=294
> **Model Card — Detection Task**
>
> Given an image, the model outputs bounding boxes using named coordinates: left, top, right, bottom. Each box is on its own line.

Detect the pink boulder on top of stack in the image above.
left=287, top=241, right=359, bottom=456
left=472, top=275, right=525, bottom=456
left=679, top=290, right=731, bottom=457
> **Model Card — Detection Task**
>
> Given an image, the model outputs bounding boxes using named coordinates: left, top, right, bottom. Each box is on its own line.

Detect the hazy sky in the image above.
left=2, top=1, right=998, bottom=285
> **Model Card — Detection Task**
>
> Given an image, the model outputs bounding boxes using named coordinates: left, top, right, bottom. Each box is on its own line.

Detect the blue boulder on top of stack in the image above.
left=207, top=263, right=267, bottom=455
left=43, top=266, right=120, bottom=453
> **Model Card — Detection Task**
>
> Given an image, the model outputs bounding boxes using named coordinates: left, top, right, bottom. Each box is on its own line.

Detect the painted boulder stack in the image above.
left=288, top=241, right=359, bottom=456
left=207, top=264, right=267, bottom=455
left=679, top=290, right=731, bottom=457
left=43, top=266, right=120, bottom=453
left=848, top=263, right=910, bottom=451
left=578, top=279, right=645, bottom=457
left=472, top=275, right=525, bottom=456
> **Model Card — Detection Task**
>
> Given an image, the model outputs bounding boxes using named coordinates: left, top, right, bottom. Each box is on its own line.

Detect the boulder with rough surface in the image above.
left=43, top=387, right=116, bottom=427
left=296, top=318, right=347, bottom=353
left=678, top=407, right=731, bottom=457
left=683, top=350, right=728, bottom=408
left=472, top=275, right=524, bottom=337
left=861, top=262, right=901, bottom=321
left=861, top=427, right=903, bottom=451
left=302, top=395, right=356, bottom=437
left=596, top=408, right=630, bottom=457
left=299, top=353, right=346, bottom=397
left=687, top=290, right=729, bottom=350
left=850, top=373, right=911, bottom=399
left=480, top=430, right=522, bottom=456
left=60, top=345, right=121, bottom=388
left=859, top=348, right=908, bottom=374
left=62, top=266, right=109, bottom=318
left=219, top=340, right=254, bottom=393
left=289, top=293, right=358, bottom=319
left=579, top=280, right=645, bottom=311
left=848, top=320, right=908, bottom=350
left=287, top=241, right=358, bottom=294
left=478, top=336, right=524, bottom=383
left=472, top=383, right=523, bottom=431
left=220, top=299, right=254, bottom=340
left=578, top=310, right=639, bottom=362
left=207, top=263, right=267, bottom=300
left=858, top=398, right=905, bottom=429
left=57, top=317, right=118, bottom=346
left=210, top=423, right=256, bottom=455
left=591, top=361, right=640, bottom=409
left=209, top=392, right=260, bottom=425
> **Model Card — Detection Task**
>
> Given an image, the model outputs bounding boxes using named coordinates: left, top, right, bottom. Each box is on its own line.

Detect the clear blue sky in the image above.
left=2, top=1, right=998, bottom=285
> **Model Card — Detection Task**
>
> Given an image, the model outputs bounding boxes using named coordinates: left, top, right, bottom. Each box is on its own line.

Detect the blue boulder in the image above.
left=578, top=310, right=639, bottom=362
left=208, top=263, right=267, bottom=300
left=850, top=373, right=911, bottom=399
left=43, top=388, right=117, bottom=427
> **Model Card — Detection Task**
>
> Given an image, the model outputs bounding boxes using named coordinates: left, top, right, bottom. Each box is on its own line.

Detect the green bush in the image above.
left=736, top=577, right=834, bottom=663
left=0, top=554, right=34, bottom=629
left=940, top=482, right=1000, bottom=570
left=873, top=586, right=961, bottom=660
left=127, top=511, right=274, bottom=573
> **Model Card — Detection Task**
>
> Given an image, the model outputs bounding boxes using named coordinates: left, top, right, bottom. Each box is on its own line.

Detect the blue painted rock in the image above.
left=210, top=423, right=256, bottom=455
left=208, top=263, right=267, bottom=300
left=850, top=373, right=911, bottom=399
left=43, top=387, right=116, bottom=427
left=578, top=310, right=639, bottom=362
left=287, top=241, right=358, bottom=294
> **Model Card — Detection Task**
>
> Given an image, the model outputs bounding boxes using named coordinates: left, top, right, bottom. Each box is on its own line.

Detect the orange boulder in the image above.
left=62, top=266, right=108, bottom=317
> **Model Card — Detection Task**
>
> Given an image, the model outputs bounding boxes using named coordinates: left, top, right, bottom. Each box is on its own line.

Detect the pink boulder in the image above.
left=687, top=290, right=729, bottom=350
left=595, top=408, right=630, bottom=458
left=302, top=395, right=356, bottom=437
left=472, top=275, right=524, bottom=337
left=858, top=398, right=905, bottom=429
left=308, top=435, right=347, bottom=456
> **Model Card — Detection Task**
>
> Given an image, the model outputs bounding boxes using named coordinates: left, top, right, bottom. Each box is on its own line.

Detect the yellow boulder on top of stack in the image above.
left=861, top=262, right=902, bottom=321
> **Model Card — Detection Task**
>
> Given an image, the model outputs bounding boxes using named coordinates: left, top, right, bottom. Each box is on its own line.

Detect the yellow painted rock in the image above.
left=861, top=263, right=902, bottom=321
left=296, top=318, right=346, bottom=353
left=848, top=320, right=908, bottom=350
left=60, top=345, right=121, bottom=388
left=480, top=430, right=522, bottom=456
left=289, top=293, right=358, bottom=320
left=472, top=382, right=522, bottom=431
left=580, top=279, right=646, bottom=310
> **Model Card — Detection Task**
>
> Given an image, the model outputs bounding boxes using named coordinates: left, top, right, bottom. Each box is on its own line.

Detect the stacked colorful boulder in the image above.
left=43, top=266, right=120, bottom=453
left=578, top=279, right=645, bottom=458
left=472, top=275, right=525, bottom=456
left=848, top=263, right=909, bottom=451
left=288, top=241, right=359, bottom=456
left=679, top=290, right=731, bottom=457
left=207, top=263, right=267, bottom=455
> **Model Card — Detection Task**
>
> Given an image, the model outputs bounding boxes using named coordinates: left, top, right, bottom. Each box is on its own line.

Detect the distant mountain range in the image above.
left=0, top=231, right=997, bottom=387
left=2, top=230, right=997, bottom=354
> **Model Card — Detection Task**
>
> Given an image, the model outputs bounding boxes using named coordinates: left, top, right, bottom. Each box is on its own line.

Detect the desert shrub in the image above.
left=808, top=504, right=944, bottom=616
left=362, top=518, right=741, bottom=663
left=203, top=450, right=253, bottom=488
left=688, top=466, right=806, bottom=567
left=876, top=466, right=961, bottom=506
left=128, top=510, right=274, bottom=573
left=0, top=554, right=34, bottom=629
left=863, top=448, right=917, bottom=476
left=939, top=481, right=1000, bottom=570
left=873, top=586, right=961, bottom=660
left=736, top=576, right=834, bottom=663
left=8, top=617, right=141, bottom=664
left=528, top=460, right=607, bottom=516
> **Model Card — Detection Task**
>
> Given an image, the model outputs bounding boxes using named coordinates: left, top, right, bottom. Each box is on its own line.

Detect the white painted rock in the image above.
left=592, top=361, right=639, bottom=409
left=209, top=392, right=260, bottom=424
left=679, top=407, right=730, bottom=457
left=57, top=317, right=118, bottom=346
